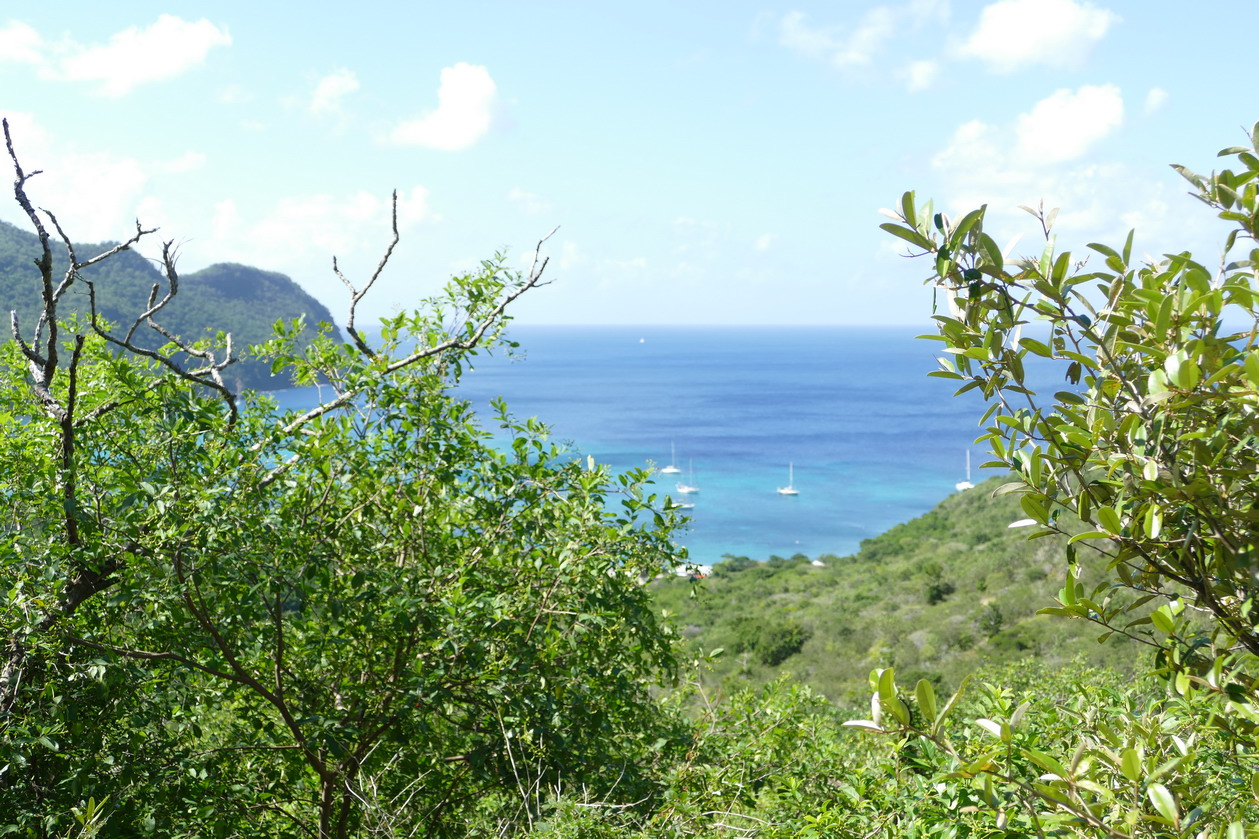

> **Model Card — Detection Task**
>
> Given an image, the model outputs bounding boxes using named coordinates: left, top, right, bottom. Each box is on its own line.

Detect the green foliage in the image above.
left=652, top=479, right=1134, bottom=703
left=0, top=149, right=681, bottom=836
left=850, top=121, right=1259, bottom=836
left=730, top=618, right=811, bottom=667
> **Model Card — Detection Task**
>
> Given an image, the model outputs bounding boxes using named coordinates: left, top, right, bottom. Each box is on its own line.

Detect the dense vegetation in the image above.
left=0, top=121, right=682, bottom=838
left=6, top=118, right=1259, bottom=837
left=652, top=476, right=1137, bottom=704
left=0, top=219, right=339, bottom=390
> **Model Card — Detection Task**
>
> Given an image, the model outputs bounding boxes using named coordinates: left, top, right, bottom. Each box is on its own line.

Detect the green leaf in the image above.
left=1147, top=783, right=1178, bottom=827
left=1019, top=337, right=1053, bottom=357
left=841, top=720, right=885, bottom=733
left=1120, top=747, right=1141, bottom=782
left=1022, top=748, right=1069, bottom=779
left=915, top=678, right=938, bottom=723
left=1143, top=503, right=1163, bottom=539
left=1244, top=351, right=1259, bottom=388
left=1020, top=494, right=1048, bottom=525
left=975, top=718, right=1009, bottom=742
left=880, top=222, right=934, bottom=251
left=1097, top=506, right=1122, bottom=536
left=1150, top=608, right=1175, bottom=634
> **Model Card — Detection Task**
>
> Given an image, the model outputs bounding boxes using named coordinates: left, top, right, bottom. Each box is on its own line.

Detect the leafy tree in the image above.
left=0, top=119, right=681, bottom=837
left=848, top=123, right=1259, bottom=835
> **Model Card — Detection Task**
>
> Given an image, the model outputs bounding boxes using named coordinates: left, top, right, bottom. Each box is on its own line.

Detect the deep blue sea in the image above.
left=274, top=325, right=1045, bottom=566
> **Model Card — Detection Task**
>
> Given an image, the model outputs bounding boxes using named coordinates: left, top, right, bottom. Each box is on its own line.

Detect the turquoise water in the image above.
left=455, top=325, right=1014, bottom=565
left=272, top=326, right=1051, bottom=566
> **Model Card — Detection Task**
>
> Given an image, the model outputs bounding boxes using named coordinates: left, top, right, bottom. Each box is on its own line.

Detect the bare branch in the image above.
left=81, top=238, right=240, bottom=425
left=337, top=191, right=400, bottom=360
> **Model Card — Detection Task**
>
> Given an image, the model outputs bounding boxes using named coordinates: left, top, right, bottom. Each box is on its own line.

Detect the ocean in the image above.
left=274, top=325, right=1040, bottom=566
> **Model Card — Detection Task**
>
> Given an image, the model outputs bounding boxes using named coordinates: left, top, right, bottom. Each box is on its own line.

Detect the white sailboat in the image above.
left=676, top=459, right=699, bottom=495
left=660, top=442, right=682, bottom=475
left=777, top=463, right=799, bottom=496
left=955, top=450, right=974, bottom=492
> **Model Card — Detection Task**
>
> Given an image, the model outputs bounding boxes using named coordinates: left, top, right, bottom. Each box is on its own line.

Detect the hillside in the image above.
left=652, top=476, right=1140, bottom=705
left=0, top=220, right=340, bottom=390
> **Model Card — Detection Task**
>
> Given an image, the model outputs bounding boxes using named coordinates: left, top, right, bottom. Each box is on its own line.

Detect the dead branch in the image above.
left=336, top=190, right=400, bottom=360
left=5, top=117, right=238, bottom=425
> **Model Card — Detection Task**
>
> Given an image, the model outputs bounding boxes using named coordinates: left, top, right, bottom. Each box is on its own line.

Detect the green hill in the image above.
left=0, top=219, right=340, bottom=390
left=652, top=476, right=1140, bottom=705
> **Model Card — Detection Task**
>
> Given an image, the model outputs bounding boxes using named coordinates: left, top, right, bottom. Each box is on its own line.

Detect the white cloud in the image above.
left=779, top=8, right=894, bottom=67
left=508, top=187, right=552, bottom=216
left=934, top=86, right=1123, bottom=175
left=385, top=63, right=497, bottom=151
left=902, top=59, right=939, bottom=91
left=1144, top=87, right=1168, bottom=115
left=921, top=86, right=1208, bottom=263
left=0, top=21, right=44, bottom=66
left=0, top=112, right=151, bottom=240
left=754, top=233, right=777, bottom=251
left=957, top=0, right=1119, bottom=73
left=205, top=187, right=438, bottom=273
left=310, top=68, right=359, bottom=116
left=1014, top=84, right=1123, bottom=163
left=50, top=15, right=232, bottom=97
left=778, top=2, right=948, bottom=70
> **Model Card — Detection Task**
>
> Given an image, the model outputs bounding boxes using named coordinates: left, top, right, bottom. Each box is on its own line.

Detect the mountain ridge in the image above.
left=0, top=219, right=340, bottom=390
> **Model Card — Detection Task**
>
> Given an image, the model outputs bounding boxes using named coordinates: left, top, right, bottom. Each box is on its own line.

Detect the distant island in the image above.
left=0, top=219, right=339, bottom=391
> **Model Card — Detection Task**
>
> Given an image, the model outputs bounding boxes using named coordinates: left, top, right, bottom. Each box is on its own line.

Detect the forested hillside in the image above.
left=653, top=476, right=1138, bottom=703
left=0, top=220, right=339, bottom=389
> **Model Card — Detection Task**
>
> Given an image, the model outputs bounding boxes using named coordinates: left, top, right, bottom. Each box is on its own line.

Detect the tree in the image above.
left=847, top=124, right=1259, bottom=835
left=0, top=119, right=682, bottom=837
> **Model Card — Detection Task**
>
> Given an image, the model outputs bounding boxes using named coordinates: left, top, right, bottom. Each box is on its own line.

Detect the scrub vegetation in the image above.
left=651, top=476, right=1138, bottom=706
left=5, top=118, right=1259, bottom=837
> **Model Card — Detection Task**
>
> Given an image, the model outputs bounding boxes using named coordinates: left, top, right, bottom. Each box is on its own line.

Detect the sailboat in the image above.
left=777, top=463, right=799, bottom=496
left=660, top=442, right=682, bottom=475
left=676, top=459, right=699, bottom=495
left=955, top=450, right=974, bottom=492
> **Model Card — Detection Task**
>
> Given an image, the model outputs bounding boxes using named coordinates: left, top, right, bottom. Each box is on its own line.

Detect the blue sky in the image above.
left=1, top=2, right=1254, bottom=326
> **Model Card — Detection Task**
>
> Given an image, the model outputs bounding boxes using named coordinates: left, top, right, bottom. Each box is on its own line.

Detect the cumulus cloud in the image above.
left=385, top=63, right=497, bottom=151
left=754, top=233, right=777, bottom=251
left=310, top=68, right=359, bottom=116
left=1144, top=87, right=1168, bottom=115
left=933, top=85, right=1124, bottom=187
left=1014, top=84, right=1124, bottom=163
left=47, top=15, right=232, bottom=97
left=957, top=0, right=1119, bottom=72
left=919, top=85, right=1205, bottom=258
left=0, top=20, right=44, bottom=65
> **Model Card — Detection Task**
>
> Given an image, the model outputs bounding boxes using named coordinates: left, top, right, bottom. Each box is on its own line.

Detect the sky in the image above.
left=0, top=1, right=1255, bottom=327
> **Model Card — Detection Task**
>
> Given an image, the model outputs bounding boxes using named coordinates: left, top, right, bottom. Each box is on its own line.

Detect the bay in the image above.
left=271, top=325, right=1051, bottom=566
